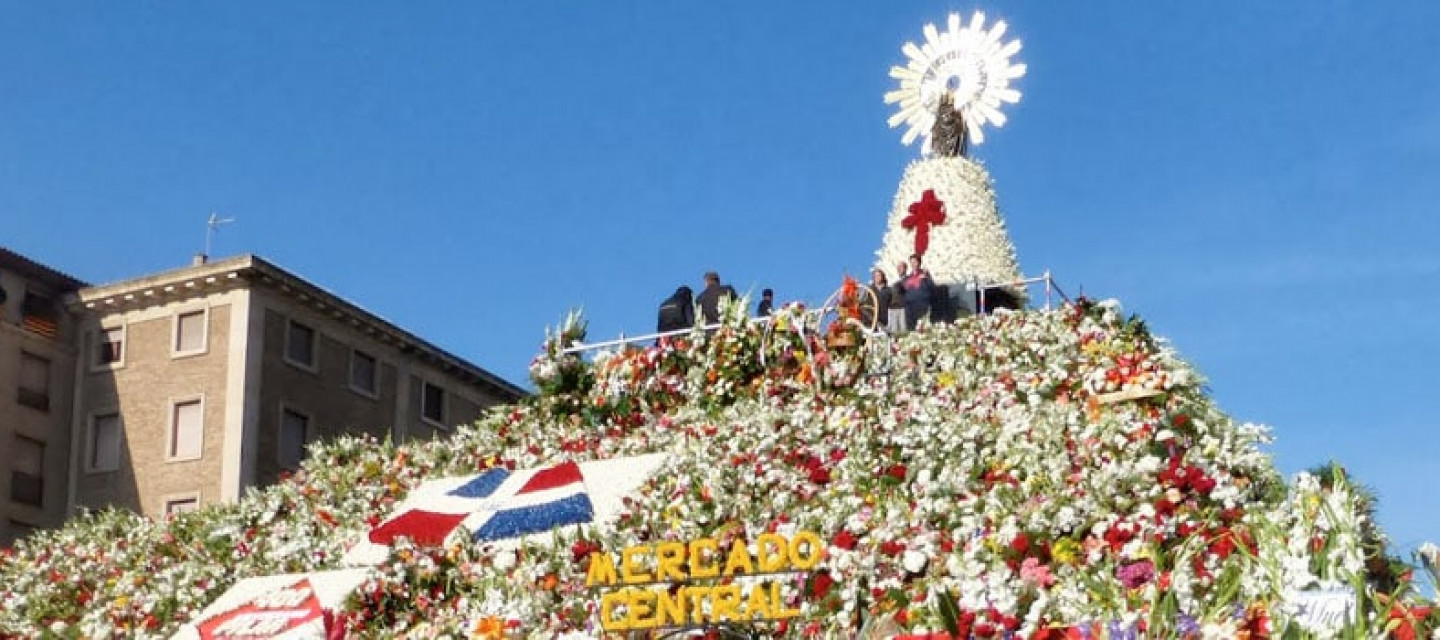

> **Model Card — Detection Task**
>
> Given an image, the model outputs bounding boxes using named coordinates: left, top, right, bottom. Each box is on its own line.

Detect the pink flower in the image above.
left=1116, top=559, right=1155, bottom=589
left=1019, top=557, right=1055, bottom=587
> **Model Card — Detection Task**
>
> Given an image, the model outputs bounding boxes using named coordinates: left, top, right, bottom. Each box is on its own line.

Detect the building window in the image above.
left=167, top=398, right=204, bottom=461
left=278, top=407, right=310, bottom=470
left=284, top=320, right=317, bottom=370
left=16, top=352, right=50, bottom=412
left=11, top=436, right=43, bottom=507
left=20, top=291, right=58, bottom=339
left=88, top=412, right=122, bottom=473
left=421, top=381, right=445, bottom=426
left=173, top=309, right=208, bottom=356
left=95, top=326, right=126, bottom=368
left=164, top=495, right=200, bottom=516
left=349, top=350, right=377, bottom=397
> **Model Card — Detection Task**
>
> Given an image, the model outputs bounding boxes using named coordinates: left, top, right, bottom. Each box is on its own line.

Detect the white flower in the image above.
left=902, top=550, right=929, bottom=574
left=493, top=550, right=517, bottom=572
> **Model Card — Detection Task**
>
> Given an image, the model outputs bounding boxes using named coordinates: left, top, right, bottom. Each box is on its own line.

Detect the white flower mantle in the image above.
left=874, top=155, right=1024, bottom=301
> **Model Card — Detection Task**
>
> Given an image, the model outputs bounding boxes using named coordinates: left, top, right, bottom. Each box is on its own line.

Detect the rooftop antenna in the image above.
left=201, top=212, right=235, bottom=264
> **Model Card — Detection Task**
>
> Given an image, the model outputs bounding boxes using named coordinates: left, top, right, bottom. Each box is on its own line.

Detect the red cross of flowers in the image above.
left=901, top=189, right=946, bottom=258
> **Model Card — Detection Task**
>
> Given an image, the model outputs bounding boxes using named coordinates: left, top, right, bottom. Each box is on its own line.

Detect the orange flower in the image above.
left=473, top=616, right=505, bottom=639
left=839, top=276, right=862, bottom=320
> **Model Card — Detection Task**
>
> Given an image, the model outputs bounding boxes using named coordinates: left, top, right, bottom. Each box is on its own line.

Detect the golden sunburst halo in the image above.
left=884, top=11, right=1027, bottom=151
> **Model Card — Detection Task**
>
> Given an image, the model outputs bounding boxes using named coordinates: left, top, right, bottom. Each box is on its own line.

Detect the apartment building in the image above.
left=0, top=248, right=87, bottom=543
left=0, top=250, right=525, bottom=545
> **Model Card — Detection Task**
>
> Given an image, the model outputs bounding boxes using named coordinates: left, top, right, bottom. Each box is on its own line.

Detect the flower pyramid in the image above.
left=875, top=155, right=1025, bottom=310
left=0, top=298, right=1433, bottom=638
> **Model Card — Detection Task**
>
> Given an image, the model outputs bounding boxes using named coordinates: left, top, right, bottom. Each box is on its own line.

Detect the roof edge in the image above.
left=74, top=253, right=527, bottom=400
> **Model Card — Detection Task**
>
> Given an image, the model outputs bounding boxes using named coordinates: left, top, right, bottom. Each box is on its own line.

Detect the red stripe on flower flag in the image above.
left=367, top=510, right=467, bottom=546
left=517, top=461, right=583, bottom=493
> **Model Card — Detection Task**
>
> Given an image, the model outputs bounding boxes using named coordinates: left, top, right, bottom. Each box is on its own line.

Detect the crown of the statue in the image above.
left=884, top=11, right=1027, bottom=154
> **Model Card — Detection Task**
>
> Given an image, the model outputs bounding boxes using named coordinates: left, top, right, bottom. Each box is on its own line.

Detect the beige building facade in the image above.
left=1, top=250, right=524, bottom=545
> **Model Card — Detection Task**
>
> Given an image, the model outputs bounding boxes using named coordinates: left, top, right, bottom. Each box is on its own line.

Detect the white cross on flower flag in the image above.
left=343, top=453, right=667, bottom=566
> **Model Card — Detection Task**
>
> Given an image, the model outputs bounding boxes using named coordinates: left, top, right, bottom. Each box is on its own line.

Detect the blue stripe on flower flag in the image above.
left=473, top=493, right=595, bottom=542
left=448, top=468, right=510, bottom=499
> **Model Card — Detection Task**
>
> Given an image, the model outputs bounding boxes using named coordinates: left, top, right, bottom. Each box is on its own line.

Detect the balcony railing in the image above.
left=562, top=271, right=1068, bottom=356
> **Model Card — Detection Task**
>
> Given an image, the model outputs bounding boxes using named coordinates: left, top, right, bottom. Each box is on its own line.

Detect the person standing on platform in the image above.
left=757, top=288, right=774, bottom=317
left=863, top=268, right=891, bottom=330
left=900, top=254, right=935, bottom=330
left=656, top=285, right=694, bottom=335
left=696, top=271, right=737, bottom=326
left=891, top=261, right=909, bottom=331
left=885, top=267, right=907, bottom=333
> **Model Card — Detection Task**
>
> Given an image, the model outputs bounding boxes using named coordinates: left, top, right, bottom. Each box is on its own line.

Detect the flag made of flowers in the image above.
left=172, top=568, right=368, bottom=640
left=343, top=454, right=667, bottom=566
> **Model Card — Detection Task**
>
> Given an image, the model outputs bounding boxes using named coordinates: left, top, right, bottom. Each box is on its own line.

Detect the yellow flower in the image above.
left=937, top=371, right=956, bottom=388
left=1051, top=538, right=1082, bottom=565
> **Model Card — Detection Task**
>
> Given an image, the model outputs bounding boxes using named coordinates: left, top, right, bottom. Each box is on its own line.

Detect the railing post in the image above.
left=1044, top=270, right=1053, bottom=311
left=977, top=277, right=986, bottom=315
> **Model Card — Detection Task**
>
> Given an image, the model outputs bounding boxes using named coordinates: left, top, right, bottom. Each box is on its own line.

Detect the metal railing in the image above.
left=560, top=270, right=1068, bottom=356
left=975, top=269, right=1070, bottom=314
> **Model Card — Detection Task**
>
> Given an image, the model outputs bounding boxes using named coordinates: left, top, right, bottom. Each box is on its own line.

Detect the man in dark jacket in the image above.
left=757, top=289, right=774, bottom=317
left=696, top=271, right=737, bottom=326
left=656, top=285, right=694, bottom=334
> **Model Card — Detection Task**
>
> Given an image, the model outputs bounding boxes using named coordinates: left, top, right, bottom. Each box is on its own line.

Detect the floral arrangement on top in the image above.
left=1, top=287, right=1436, bottom=639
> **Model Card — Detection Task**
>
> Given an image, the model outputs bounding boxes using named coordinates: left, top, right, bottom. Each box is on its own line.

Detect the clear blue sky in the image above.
left=4, top=4, right=1438, bottom=560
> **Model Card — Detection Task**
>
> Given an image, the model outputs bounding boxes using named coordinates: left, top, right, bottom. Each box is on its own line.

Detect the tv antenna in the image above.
left=203, top=212, right=236, bottom=261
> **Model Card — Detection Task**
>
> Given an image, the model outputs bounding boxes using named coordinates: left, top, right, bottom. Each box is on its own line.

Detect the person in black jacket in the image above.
left=757, top=288, right=774, bottom=317
left=862, top=268, right=891, bottom=329
left=656, top=285, right=694, bottom=334
left=695, top=271, right=737, bottom=326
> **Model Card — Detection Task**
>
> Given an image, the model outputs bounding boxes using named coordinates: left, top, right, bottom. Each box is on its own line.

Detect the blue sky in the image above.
left=4, top=3, right=1438, bottom=560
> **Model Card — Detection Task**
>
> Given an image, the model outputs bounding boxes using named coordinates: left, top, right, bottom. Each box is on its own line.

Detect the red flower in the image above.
left=1154, top=498, right=1177, bottom=518
left=571, top=539, right=601, bottom=564
left=1010, top=533, right=1030, bottom=556
left=879, top=540, right=906, bottom=556
left=956, top=610, right=976, bottom=637
left=807, top=466, right=832, bottom=485
left=1104, top=521, right=1135, bottom=551
left=1210, top=529, right=1239, bottom=559
left=1241, top=605, right=1270, bottom=638
left=832, top=530, right=858, bottom=551
left=887, top=464, right=908, bottom=481
left=809, top=571, right=834, bottom=599
left=1388, top=605, right=1432, bottom=640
